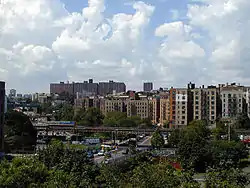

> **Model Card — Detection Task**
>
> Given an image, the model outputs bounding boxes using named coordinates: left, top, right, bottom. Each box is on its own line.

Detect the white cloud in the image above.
left=0, top=0, right=249, bottom=92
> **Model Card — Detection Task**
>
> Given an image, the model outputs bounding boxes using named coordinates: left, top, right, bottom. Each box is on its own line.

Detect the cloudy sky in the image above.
left=0, top=0, right=249, bottom=93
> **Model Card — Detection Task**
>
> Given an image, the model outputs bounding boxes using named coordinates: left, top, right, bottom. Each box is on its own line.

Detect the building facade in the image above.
left=143, top=82, right=153, bottom=92
left=0, top=81, right=5, bottom=152
left=98, top=80, right=126, bottom=96
left=221, top=84, right=245, bottom=118
left=50, top=79, right=125, bottom=96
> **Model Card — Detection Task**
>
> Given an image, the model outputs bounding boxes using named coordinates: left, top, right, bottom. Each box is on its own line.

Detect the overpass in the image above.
left=33, top=123, right=173, bottom=134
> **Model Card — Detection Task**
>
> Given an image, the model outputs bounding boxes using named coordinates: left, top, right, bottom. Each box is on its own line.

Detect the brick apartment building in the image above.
left=50, top=79, right=126, bottom=96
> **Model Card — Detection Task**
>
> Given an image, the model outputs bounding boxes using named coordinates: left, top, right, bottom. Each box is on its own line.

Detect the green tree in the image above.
left=79, top=107, right=104, bottom=126
left=103, top=112, right=127, bottom=127
left=205, top=168, right=250, bottom=188
left=54, top=104, right=74, bottom=121
left=234, top=113, right=250, bottom=129
left=139, top=118, right=153, bottom=128
left=0, top=158, right=49, bottom=187
left=4, top=111, right=37, bottom=152
left=177, top=120, right=210, bottom=172
left=209, top=140, right=248, bottom=169
left=168, top=129, right=183, bottom=147
left=40, top=102, right=53, bottom=114
left=128, top=162, right=200, bottom=188
left=73, top=107, right=85, bottom=122
left=151, top=129, right=164, bottom=149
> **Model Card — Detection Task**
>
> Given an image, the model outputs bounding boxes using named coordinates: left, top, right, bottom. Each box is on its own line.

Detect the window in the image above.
left=181, top=121, right=185, bottom=124
left=211, top=111, right=215, bottom=115
left=182, top=116, right=185, bottom=120
left=211, top=91, right=215, bottom=95
left=195, top=116, right=199, bottom=119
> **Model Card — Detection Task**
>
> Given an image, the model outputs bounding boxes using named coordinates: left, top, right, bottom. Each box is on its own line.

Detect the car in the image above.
left=87, top=151, right=94, bottom=159
left=97, top=150, right=105, bottom=156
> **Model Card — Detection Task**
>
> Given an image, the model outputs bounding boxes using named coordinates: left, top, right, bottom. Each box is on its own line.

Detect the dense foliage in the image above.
left=168, top=120, right=249, bottom=172
left=4, top=111, right=37, bottom=153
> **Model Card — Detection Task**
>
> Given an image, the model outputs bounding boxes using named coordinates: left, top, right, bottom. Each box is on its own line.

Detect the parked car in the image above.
left=98, top=150, right=105, bottom=156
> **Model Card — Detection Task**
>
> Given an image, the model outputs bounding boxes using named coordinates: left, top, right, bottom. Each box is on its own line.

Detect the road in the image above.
left=139, top=136, right=151, bottom=146
left=94, top=149, right=125, bottom=164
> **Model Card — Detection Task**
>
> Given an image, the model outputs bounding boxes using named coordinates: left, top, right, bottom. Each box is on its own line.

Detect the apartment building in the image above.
left=159, top=94, right=170, bottom=126
left=175, top=88, right=189, bottom=128
left=244, top=87, right=250, bottom=118
left=149, top=97, right=158, bottom=124
left=74, top=96, right=101, bottom=110
left=143, top=82, right=153, bottom=92
left=98, top=80, right=126, bottom=96
left=50, top=79, right=125, bottom=96
left=169, top=88, right=176, bottom=128
left=204, top=86, right=221, bottom=124
left=102, top=99, right=126, bottom=116
left=221, top=83, right=245, bottom=118
left=127, top=98, right=151, bottom=119
left=192, top=85, right=221, bottom=125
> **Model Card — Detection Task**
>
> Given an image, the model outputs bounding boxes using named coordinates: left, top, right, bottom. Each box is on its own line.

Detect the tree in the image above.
left=37, top=139, right=98, bottom=187
left=73, top=108, right=85, bottom=122
left=78, top=108, right=104, bottom=126
left=177, top=120, right=210, bottom=172
left=0, top=158, right=49, bottom=187
left=139, top=118, right=153, bottom=128
left=168, top=129, right=183, bottom=147
left=54, top=104, right=74, bottom=121
left=4, top=111, right=37, bottom=152
left=128, top=162, right=200, bottom=188
left=209, top=140, right=248, bottom=169
left=40, top=102, right=53, bottom=114
left=103, top=112, right=127, bottom=127
left=234, top=113, right=250, bottom=129
left=205, top=168, right=250, bottom=188
left=151, top=129, right=164, bottom=149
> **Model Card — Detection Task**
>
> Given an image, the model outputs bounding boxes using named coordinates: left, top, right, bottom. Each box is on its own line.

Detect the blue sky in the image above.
left=1, top=0, right=248, bottom=93
left=61, top=0, right=190, bottom=29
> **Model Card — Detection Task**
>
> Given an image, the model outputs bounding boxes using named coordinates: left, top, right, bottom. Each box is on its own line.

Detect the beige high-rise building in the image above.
left=175, top=88, right=189, bottom=127
left=221, top=84, right=244, bottom=118
left=149, top=97, right=159, bottom=124
left=74, top=97, right=100, bottom=110
left=159, top=96, right=170, bottom=125
left=102, top=99, right=125, bottom=116
left=127, top=99, right=151, bottom=119
left=192, top=85, right=221, bottom=125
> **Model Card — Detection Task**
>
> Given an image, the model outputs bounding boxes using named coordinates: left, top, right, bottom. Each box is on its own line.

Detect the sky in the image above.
left=0, top=0, right=249, bottom=93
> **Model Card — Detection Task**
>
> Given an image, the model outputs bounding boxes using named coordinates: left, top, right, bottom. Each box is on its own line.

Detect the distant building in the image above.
left=143, top=82, right=153, bottom=92
left=50, top=79, right=125, bottom=96
left=98, top=80, right=126, bottom=96
left=0, top=81, right=5, bottom=152
left=221, top=83, right=245, bottom=118
left=9, top=89, right=16, bottom=98
left=50, top=81, right=74, bottom=95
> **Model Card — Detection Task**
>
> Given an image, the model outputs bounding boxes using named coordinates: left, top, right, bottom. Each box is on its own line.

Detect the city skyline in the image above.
left=0, top=0, right=249, bottom=93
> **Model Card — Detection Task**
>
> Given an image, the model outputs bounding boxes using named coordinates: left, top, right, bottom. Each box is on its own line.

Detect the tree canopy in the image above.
left=151, top=129, right=164, bottom=149
left=4, top=111, right=37, bottom=152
